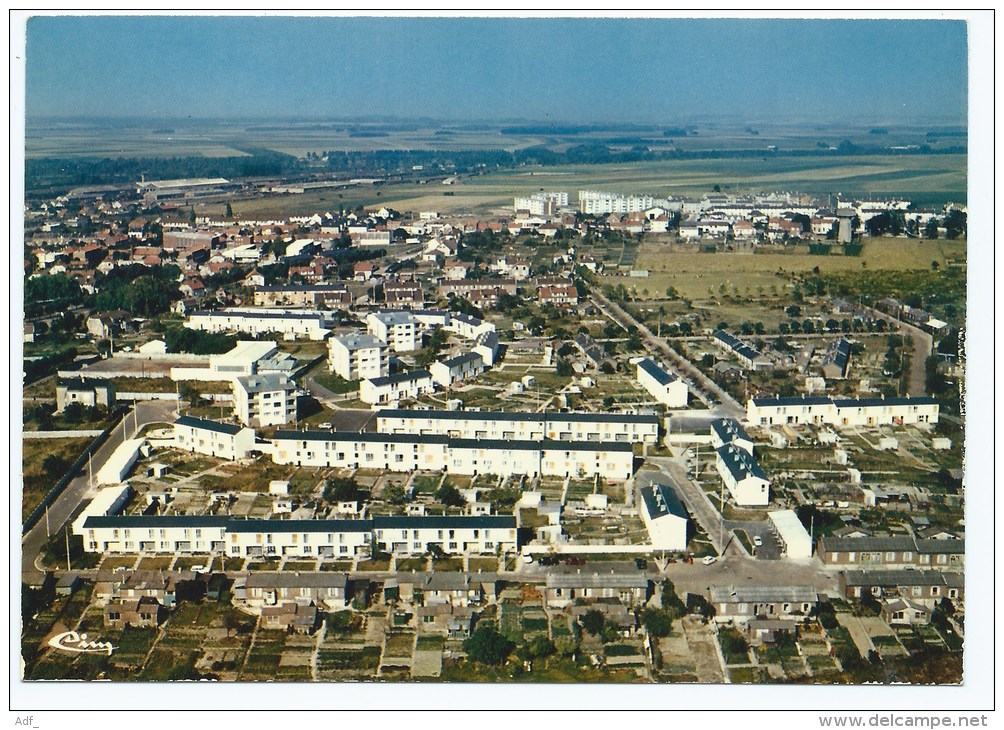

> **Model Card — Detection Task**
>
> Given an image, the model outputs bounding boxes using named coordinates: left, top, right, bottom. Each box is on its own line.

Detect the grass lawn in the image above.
left=357, top=558, right=390, bottom=571
left=383, top=631, right=415, bottom=657
left=416, top=635, right=445, bottom=651
left=21, top=436, right=92, bottom=522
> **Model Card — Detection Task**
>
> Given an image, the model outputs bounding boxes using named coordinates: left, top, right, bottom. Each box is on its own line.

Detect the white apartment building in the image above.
left=746, top=395, right=939, bottom=428
left=327, top=333, right=389, bottom=381
left=173, top=415, right=256, bottom=460
left=715, top=443, right=770, bottom=506
left=79, top=515, right=229, bottom=554
left=270, top=430, right=635, bottom=480
left=472, top=331, right=501, bottom=367
left=635, top=358, right=689, bottom=408
left=375, top=409, right=659, bottom=444
left=367, top=311, right=422, bottom=353
left=185, top=309, right=331, bottom=341
left=430, top=353, right=485, bottom=387
left=578, top=190, right=664, bottom=215
left=513, top=191, right=568, bottom=216
left=447, top=313, right=496, bottom=340
left=709, top=418, right=755, bottom=455
left=359, top=369, right=435, bottom=406
left=226, top=519, right=372, bottom=558
left=640, top=483, right=689, bottom=551
left=232, top=372, right=297, bottom=427
left=373, top=515, right=517, bottom=556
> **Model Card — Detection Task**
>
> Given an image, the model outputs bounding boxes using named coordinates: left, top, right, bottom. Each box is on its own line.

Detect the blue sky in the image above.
left=25, top=16, right=968, bottom=124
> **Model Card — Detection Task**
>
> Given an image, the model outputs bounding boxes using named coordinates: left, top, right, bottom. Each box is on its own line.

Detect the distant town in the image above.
left=22, top=173, right=966, bottom=684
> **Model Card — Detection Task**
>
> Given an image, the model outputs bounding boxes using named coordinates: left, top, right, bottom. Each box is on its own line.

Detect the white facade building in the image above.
left=375, top=409, right=659, bottom=444
left=270, top=430, right=635, bottom=480
left=430, top=353, right=485, bottom=387
left=373, top=516, right=517, bottom=555
left=768, top=509, right=813, bottom=559
left=173, top=415, right=256, bottom=460
left=359, top=369, right=435, bottom=406
left=232, top=372, right=297, bottom=427
left=186, top=309, right=330, bottom=341
left=578, top=190, right=664, bottom=215
left=715, top=444, right=770, bottom=506
left=328, top=333, right=389, bottom=381
left=640, top=483, right=689, bottom=551
left=635, top=358, right=689, bottom=408
left=367, top=311, right=422, bottom=353
left=171, top=340, right=296, bottom=382
left=746, top=396, right=939, bottom=428
left=709, top=418, right=755, bottom=455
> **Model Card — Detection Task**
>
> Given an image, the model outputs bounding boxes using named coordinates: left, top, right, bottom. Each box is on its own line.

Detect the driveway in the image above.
left=21, top=399, right=179, bottom=584
left=725, top=520, right=783, bottom=560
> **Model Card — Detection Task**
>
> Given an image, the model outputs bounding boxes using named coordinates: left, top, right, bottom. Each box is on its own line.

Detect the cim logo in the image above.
left=47, top=630, right=115, bottom=656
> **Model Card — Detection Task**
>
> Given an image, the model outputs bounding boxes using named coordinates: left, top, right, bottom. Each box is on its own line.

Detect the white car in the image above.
left=192, top=565, right=211, bottom=574
left=753, top=536, right=763, bottom=548
left=702, top=556, right=718, bottom=565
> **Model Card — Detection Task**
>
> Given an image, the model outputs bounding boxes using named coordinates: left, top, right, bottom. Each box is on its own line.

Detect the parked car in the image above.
left=753, top=536, right=763, bottom=548
left=702, top=556, right=718, bottom=565
left=192, top=565, right=211, bottom=574
left=634, top=558, right=648, bottom=569
left=565, top=557, right=586, bottom=566
left=538, top=555, right=560, bottom=567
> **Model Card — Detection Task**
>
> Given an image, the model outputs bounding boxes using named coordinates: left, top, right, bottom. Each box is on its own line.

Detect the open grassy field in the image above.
left=601, top=238, right=966, bottom=301
left=21, top=436, right=92, bottom=522
left=216, top=153, right=966, bottom=220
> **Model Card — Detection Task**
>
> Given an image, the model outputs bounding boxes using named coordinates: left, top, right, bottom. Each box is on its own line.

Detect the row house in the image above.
left=635, top=358, right=689, bottom=408
left=430, top=352, right=485, bottom=387
left=186, top=309, right=331, bottom=341
left=715, top=443, right=770, bottom=506
left=710, top=585, right=818, bottom=623
left=173, top=415, right=257, bottom=460
left=271, top=429, right=635, bottom=480
left=746, top=395, right=939, bottom=428
left=545, top=572, right=651, bottom=609
left=640, top=483, right=689, bottom=551
left=80, top=515, right=230, bottom=554
left=709, top=418, right=755, bottom=455
left=373, top=515, right=517, bottom=556
left=360, top=369, right=435, bottom=406
left=384, top=282, right=425, bottom=309
left=839, top=569, right=964, bottom=604
left=374, top=408, right=659, bottom=444
left=714, top=330, right=773, bottom=371
left=447, top=313, right=495, bottom=340
left=253, top=283, right=351, bottom=309
left=818, top=536, right=964, bottom=571
left=439, top=278, right=518, bottom=298
left=244, top=572, right=350, bottom=610
left=261, top=603, right=320, bottom=634
left=538, top=283, right=579, bottom=307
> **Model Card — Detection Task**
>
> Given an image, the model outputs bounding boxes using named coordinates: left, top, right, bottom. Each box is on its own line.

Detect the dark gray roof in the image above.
left=716, top=444, right=768, bottom=482
left=915, top=538, right=965, bottom=555
left=56, top=375, right=113, bottom=388
left=819, top=536, right=916, bottom=552
left=255, top=284, right=348, bottom=293
left=84, top=515, right=229, bottom=529
left=710, top=417, right=752, bottom=446
left=273, top=429, right=449, bottom=446
left=451, top=438, right=633, bottom=453
left=710, top=585, right=817, bottom=604
left=191, top=310, right=326, bottom=323
left=366, top=369, right=432, bottom=387
left=637, top=358, right=677, bottom=386
left=843, top=570, right=964, bottom=588
left=228, top=519, right=372, bottom=533
left=440, top=352, right=483, bottom=368
left=175, top=415, right=247, bottom=435
left=832, top=396, right=939, bottom=408
left=641, top=483, right=688, bottom=521
left=376, top=408, right=658, bottom=426
left=752, top=395, right=833, bottom=407
left=373, top=515, right=515, bottom=530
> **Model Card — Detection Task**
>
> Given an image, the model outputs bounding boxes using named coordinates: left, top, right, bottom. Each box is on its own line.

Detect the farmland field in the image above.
left=601, top=238, right=966, bottom=301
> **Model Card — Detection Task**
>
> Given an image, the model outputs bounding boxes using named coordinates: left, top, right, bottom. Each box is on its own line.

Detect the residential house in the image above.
left=709, top=585, right=818, bottom=623
left=261, top=602, right=320, bottom=634
left=636, top=358, right=688, bottom=408
left=639, top=483, right=689, bottom=551
left=232, top=372, right=297, bottom=427
left=173, top=415, right=257, bottom=460
left=104, top=596, right=162, bottom=628
left=244, top=572, right=350, bottom=610
left=715, top=443, right=770, bottom=506
left=544, top=572, right=651, bottom=608
left=359, top=369, right=435, bottom=406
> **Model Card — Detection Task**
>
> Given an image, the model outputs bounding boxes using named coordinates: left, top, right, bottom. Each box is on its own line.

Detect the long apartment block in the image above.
left=374, top=408, right=659, bottom=444
left=271, top=430, right=635, bottom=480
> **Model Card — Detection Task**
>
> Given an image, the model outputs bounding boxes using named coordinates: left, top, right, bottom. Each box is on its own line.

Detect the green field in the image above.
left=602, top=238, right=966, bottom=301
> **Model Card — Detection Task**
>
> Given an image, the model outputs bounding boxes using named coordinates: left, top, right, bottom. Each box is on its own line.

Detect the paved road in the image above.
left=641, top=456, right=738, bottom=557
left=590, top=289, right=745, bottom=419
left=21, top=399, right=179, bottom=584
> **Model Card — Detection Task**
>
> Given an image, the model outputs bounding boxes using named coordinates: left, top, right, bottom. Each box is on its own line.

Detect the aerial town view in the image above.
left=14, top=14, right=983, bottom=710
